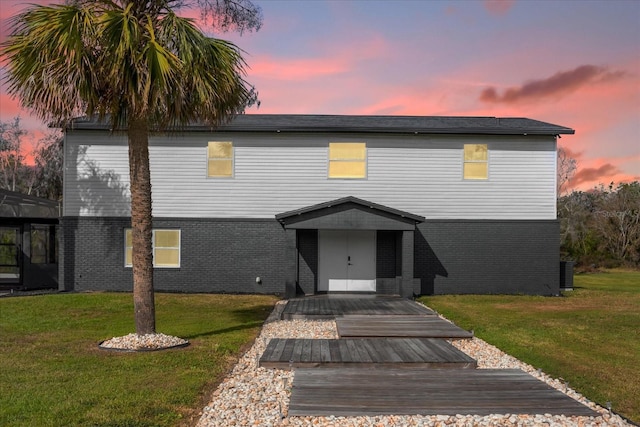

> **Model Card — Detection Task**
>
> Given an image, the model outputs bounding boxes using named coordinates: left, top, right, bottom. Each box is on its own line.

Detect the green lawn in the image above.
left=419, top=269, right=640, bottom=424
left=0, top=292, right=278, bottom=427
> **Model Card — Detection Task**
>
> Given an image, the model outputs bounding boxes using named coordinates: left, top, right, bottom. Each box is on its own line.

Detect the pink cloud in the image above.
left=480, top=65, right=627, bottom=104
left=569, top=163, right=621, bottom=187
left=484, top=0, right=516, bottom=16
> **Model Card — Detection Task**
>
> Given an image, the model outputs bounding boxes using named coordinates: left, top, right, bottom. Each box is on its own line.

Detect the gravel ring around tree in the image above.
left=98, top=333, right=189, bottom=352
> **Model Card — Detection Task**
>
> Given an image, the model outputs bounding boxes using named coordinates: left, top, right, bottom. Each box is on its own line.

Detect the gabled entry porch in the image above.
left=276, top=197, right=425, bottom=298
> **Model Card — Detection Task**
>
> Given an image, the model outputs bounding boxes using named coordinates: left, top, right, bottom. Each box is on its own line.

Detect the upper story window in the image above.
left=328, top=142, right=367, bottom=179
left=125, top=229, right=181, bottom=268
left=207, top=141, right=233, bottom=177
left=463, top=144, right=488, bottom=180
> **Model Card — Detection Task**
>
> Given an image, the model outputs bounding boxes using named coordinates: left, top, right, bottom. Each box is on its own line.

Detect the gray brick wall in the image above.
left=61, top=217, right=288, bottom=294
left=61, top=217, right=560, bottom=296
left=297, top=230, right=317, bottom=295
left=415, top=220, right=560, bottom=295
left=376, top=231, right=398, bottom=278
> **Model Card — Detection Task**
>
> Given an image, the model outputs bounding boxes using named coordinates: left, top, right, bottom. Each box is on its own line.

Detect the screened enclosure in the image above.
left=0, top=190, right=60, bottom=290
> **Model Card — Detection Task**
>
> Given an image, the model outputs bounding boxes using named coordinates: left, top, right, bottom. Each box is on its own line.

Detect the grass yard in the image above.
left=419, top=269, right=640, bottom=424
left=0, top=292, right=278, bottom=427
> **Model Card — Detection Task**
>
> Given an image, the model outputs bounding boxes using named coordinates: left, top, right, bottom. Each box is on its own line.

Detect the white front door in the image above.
left=318, top=230, right=376, bottom=292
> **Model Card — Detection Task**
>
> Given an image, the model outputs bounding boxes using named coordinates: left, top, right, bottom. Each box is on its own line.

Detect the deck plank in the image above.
left=259, top=338, right=476, bottom=369
left=336, top=315, right=473, bottom=339
left=281, top=295, right=435, bottom=320
left=288, top=368, right=599, bottom=417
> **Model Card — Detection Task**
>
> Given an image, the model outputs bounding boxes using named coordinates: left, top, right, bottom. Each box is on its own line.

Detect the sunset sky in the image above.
left=1, top=0, right=638, bottom=190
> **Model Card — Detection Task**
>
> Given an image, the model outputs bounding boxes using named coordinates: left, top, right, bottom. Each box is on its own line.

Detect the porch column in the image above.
left=284, top=228, right=297, bottom=299
left=400, top=230, right=414, bottom=298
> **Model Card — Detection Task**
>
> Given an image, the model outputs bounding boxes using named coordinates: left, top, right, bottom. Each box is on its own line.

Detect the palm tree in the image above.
left=2, top=0, right=258, bottom=335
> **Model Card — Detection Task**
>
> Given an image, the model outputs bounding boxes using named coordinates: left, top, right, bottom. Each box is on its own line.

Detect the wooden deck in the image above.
left=288, top=368, right=599, bottom=417
left=259, top=338, right=476, bottom=369
left=337, top=315, right=473, bottom=339
left=281, top=295, right=435, bottom=320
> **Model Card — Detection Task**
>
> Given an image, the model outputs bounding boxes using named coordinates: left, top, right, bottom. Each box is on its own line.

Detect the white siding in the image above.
left=64, top=131, right=557, bottom=220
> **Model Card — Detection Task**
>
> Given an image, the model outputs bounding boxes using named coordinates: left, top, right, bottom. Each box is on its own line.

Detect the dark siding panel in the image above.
left=62, top=217, right=287, bottom=294
left=415, top=220, right=560, bottom=295
left=62, top=217, right=560, bottom=296
left=376, top=231, right=398, bottom=278
left=297, top=230, right=318, bottom=295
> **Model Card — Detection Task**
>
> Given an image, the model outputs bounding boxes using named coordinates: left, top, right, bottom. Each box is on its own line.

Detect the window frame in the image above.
left=327, top=142, right=368, bottom=179
left=207, top=141, right=234, bottom=178
left=124, top=229, right=181, bottom=268
left=30, top=224, right=56, bottom=264
left=462, top=143, right=489, bottom=180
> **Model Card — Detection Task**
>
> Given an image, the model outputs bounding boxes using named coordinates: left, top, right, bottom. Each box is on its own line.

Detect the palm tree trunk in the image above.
left=128, top=118, right=156, bottom=335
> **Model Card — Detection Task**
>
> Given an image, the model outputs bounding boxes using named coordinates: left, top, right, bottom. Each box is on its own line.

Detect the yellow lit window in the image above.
left=125, top=229, right=181, bottom=268
left=463, top=144, right=488, bottom=180
left=207, top=141, right=233, bottom=177
left=328, top=142, right=367, bottom=179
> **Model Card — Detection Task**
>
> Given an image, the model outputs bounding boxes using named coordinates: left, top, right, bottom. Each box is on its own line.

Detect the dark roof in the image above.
left=276, top=196, right=425, bottom=224
left=0, top=190, right=60, bottom=218
left=67, top=114, right=574, bottom=136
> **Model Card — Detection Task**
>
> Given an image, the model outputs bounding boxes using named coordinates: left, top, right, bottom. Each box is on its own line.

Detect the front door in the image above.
left=318, top=230, right=376, bottom=292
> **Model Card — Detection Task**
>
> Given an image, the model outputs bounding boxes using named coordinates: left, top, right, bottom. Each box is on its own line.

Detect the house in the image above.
left=0, top=189, right=59, bottom=290
left=58, top=114, right=574, bottom=297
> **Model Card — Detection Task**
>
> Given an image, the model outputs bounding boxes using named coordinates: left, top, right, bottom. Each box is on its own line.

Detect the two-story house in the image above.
left=59, top=114, right=574, bottom=297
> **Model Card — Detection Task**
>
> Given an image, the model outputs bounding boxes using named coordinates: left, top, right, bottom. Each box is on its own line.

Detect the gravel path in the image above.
left=195, top=301, right=632, bottom=427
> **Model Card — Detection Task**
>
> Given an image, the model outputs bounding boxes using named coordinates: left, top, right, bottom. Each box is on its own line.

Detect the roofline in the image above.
left=276, top=196, right=426, bottom=224
left=62, top=114, right=575, bottom=136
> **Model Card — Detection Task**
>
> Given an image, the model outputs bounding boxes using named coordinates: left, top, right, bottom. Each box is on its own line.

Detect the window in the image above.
left=125, top=229, right=181, bottom=268
left=463, top=144, right=488, bottom=180
left=207, top=141, right=233, bottom=177
left=328, top=142, right=367, bottom=179
left=31, top=225, right=56, bottom=264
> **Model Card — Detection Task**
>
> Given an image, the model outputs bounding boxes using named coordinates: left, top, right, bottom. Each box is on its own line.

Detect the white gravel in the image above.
left=195, top=301, right=633, bottom=427
left=99, top=332, right=189, bottom=351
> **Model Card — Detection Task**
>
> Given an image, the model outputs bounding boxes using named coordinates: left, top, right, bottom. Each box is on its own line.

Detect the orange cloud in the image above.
left=565, top=152, right=640, bottom=191
left=480, top=65, right=626, bottom=104
left=484, top=0, right=515, bottom=16
left=569, top=163, right=621, bottom=187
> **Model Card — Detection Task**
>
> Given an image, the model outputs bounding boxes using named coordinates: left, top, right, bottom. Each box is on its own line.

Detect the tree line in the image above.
left=1, top=117, right=63, bottom=201
left=558, top=148, right=640, bottom=269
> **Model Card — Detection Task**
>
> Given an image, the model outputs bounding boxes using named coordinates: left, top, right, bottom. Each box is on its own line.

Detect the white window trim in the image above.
left=327, top=142, right=368, bottom=180
left=124, top=229, right=181, bottom=268
left=207, top=141, right=235, bottom=179
left=462, top=144, right=489, bottom=181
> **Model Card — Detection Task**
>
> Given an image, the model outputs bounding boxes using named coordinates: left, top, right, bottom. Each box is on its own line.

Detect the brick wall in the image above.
left=415, top=220, right=560, bottom=295
left=376, top=231, right=398, bottom=278
left=297, top=229, right=317, bottom=295
left=61, top=217, right=288, bottom=294
left=61, top=217, right=560, bottom=296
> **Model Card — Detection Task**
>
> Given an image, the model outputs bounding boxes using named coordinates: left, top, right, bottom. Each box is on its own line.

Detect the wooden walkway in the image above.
left=288, top=368, right=599, bottom=417
left=281, top=295, right=435, bottom=320
left=337, top=315, right=473, bottom=339
left=259, top=338, right=477, bottom=369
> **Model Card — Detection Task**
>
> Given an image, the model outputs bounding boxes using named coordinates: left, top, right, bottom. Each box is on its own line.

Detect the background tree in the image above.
left=0, top=117, right=62, bottom=199
left=557, top=146, right=639, bottom=268
left=0, top=117, right=31, bottom=193
left=2, top=0, right=260, bottom=336
left=592, top=182, right=640, bottom=264
left=33, top=132, right=64, bottom=201
left=558, top=181, right=640, bottom=269
left=557, top=146, right=577, bottom=196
